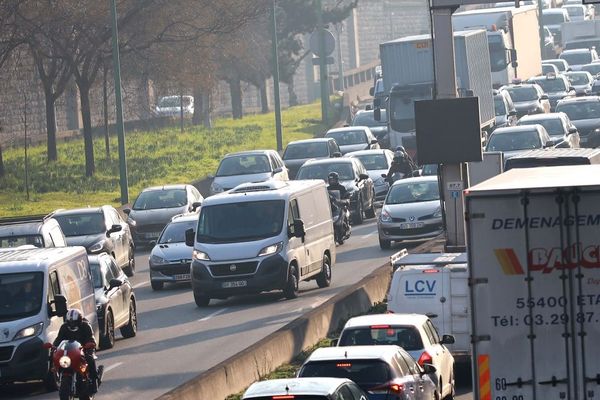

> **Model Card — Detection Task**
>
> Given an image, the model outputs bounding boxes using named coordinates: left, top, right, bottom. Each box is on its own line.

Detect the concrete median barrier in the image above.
left=156, top=262, right=392, bottom=400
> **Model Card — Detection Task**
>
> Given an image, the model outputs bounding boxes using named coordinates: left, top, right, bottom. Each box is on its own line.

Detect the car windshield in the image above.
left=565, top=39, right=600, bottom=51
left=532, top=78, right=567, bottom=93
left=519, top=119, right=564, bottom=136
left=487, top=131, right=542, bottom=152
left=158, top=97, right=190, bottom=107
left=565, top=6, right=584, bottom=16
left=542, top=65, right=556, bottom=75
left=505, top=86, right=538, bottom=102
left=88, top=261, right=104, bottom=289
left=352, top=110, right=388, bottom=127
left=0, top=272, right=44, bottom=322
left=494, top=96, right=507, bottom=116
left=557, top=102, right=600, bottom=120
left=567, top=73, right=591, bottom=85
left=133, top=189, right=187, bottom=210
left=353, top=154, right=389, bottom=171
left=422, top=164, right=438, bottom=176
left=543, top=13, right=567, bottom=25
left=158, top=220, right=197, bottom=244
left=386, top=181, right=440, bottom=204
left=326, top=130, right=367, bottom=146
left=54, top=213, right=105, bottom=236
left=339, top=326, right=424, bottom=351
left=283, top=142, right=329, bottom=160
left=0, top=235, right=44, bottom=248
left=296, top=162, right=355, bottom=181
left=216, top=155, right=271, bottom=176
left=561, top=52, right=592, bottom=66
left=546, top=60, right=566, bottom=72
left=196, top=200, right=285, bottom=244
left=582, top=64, right=600, bottom=75
left=300, top=360, right=391, bottom=390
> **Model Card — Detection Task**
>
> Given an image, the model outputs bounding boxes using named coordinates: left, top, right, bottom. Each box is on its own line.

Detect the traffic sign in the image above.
left=447, top=181, right=464, bottom=191
left=309, top=29, right=336, bottom=58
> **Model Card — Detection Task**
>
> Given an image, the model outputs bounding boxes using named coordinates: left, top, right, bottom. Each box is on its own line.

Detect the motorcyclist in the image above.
left=385, top=146, right=416, bottom=185
left=53, top=309, right=100, bottom=394
left=327, top=172, right=349, bottom=200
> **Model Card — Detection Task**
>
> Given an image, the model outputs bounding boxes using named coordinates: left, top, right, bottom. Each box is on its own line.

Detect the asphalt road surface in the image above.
left=1, top=219, right=479, bottom=399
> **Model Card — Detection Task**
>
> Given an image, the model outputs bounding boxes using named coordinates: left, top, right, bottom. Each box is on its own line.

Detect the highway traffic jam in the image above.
left=3, top=1, right=600, bottom=400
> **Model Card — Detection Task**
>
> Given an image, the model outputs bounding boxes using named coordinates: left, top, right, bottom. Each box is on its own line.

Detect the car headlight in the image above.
left=594, top=128, right=600, bottom=135
left=13, top=322, right=44, bottom=340
left=192, top=249, right=210, bottom=261
left=150, top=254, right=168, bottom=265
left=59, top=356, right=71, bottom=369
left=210, top=182, right=224, bottom=193
left=258, top=242, right=283, bottom=257
left=89, top=240, right=106, bottom=253
left=126, top=216, right=136, bottom=227
left=433, top=206, right=442, bottom=218
left=380, top=208, right=392, bottom=223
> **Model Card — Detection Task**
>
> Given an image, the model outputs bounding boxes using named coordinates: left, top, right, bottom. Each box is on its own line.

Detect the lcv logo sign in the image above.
left=405, top=280, right=437, bottom=296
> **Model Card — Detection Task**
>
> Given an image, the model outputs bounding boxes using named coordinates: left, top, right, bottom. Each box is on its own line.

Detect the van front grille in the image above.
left=209, top=262, right=258, bottom=277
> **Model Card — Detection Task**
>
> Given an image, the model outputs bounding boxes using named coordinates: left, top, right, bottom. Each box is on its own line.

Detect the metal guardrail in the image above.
left=332, top=60, right=380, bottom=92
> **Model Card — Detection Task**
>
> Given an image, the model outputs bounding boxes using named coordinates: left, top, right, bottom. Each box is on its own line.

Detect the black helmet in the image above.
left=66, top=309, right=82, bottom=332
left=395, top=146, right=406, bottom=154
left=328, top=172, right=339, bottom=186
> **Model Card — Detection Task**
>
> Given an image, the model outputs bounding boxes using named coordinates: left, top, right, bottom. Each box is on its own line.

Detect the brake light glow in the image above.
left=370, top=325, right=391, bottom=329
left=386, top=329, right=396, bottom=336
left=418, top=351, right=433, bottom=366
left=371, top=382, right=404, bottom=394
left=336, top=363, right=352, bottom=368
left=272, top=396, right=295, bottom=400
left=423, top=269, right=440, bottom=274
left=389, top=383, right=404, bottom=393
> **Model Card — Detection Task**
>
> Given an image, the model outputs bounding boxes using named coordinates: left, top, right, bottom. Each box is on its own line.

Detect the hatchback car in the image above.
left=527, top=74, right=576, bottom=111
left=124, top=184, right=203, bottom=246
left=155, top=95, right=193, bottom=117
left=337, top=314, right=455, bottom=400
left=243, top=378, right=369, bottom=400
left=493, top=88, right=517, bottom=128
left=501, top=83, right=550, bottom=117
left=352, top=109, right=390, bottom=149
left=581, top=62, right=600, bottom=77
left=541, top=63, right=559, bottom=76
left=0, top=215, right=66, bottom=248
left=325, top=126, right=380, bottom=155
left=53, top=206, right=136, bottom=276
left=346, top=149, right=394, bottom=204
left=283, top=138, right=341, bottom=179
left=542, top=58, right=571, bottom=73
left=564, top=70, right=594, bottom=96
left=299, top=346, right=437, bottom=400
left=210, top=150, right=288, bottom=195
left=486, top=125, right=554, bottom=159
left=556, top=96, right=600, bottom=147
left=518, top=113, right=580, bottom=148
left=378, top=177, right=442, bottom=249
left=560, top=48, right=599, bottom=71
left=149, top=213, right=198, bottom=290
left=296, top=158, right=375, bottom=225
left=88, top=253, right=137, bottom=349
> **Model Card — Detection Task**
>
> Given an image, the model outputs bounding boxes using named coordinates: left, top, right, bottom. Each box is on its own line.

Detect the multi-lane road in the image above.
left=2, top=219, right=474, bottom=399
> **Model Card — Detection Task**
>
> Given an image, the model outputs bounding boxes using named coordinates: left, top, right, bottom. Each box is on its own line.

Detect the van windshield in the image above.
left=0, top=235, right=44, bottom=248
left=0, top=272, right=44, bottom=321
left=196, top=200, right=285, bottom=244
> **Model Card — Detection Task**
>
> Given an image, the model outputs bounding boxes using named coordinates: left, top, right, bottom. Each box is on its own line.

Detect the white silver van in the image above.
left=186, top=180, right=336, bottom=307
left=0, top=247, right=98, bottom=389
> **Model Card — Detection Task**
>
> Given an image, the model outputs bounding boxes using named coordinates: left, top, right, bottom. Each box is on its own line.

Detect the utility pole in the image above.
left=110, top=0, right=129, bottom=205
left=271, top=0, right=283, bottom=151
left=316, top=0, right=330, bottom=123
left=537, top=0, right=545, bottom=58
left=335, top=23, right=345, bottom=91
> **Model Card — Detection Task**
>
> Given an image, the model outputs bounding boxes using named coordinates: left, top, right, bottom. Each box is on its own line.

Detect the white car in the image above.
left=325, top=126, right=380, bottom=155
left=337, top=313, right=455, bottom=400
left=345, top=149, right=394, bottom=204
left=155, top=95, right=194, bottom=117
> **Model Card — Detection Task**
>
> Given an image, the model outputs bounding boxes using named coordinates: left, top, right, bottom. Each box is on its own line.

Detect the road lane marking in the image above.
left=103, top=362, right=123, bottom=374
left=132, top=280, right=149, bottom=289
left=198, top=308, right=228, bottom=322
left=359, top=231, right=376, bottom=240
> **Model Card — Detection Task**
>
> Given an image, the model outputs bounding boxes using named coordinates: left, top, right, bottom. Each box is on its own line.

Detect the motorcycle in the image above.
left=44, top=341, right=103, bottom=400
left=328, top=190, right=351, bottom=245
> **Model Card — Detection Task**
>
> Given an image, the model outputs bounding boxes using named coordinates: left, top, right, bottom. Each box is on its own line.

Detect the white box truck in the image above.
left=561, top=20, right=600, bottom=51
left=388, top=250, right=470, bottom=363
left=466, top=165, right=600, bottom=400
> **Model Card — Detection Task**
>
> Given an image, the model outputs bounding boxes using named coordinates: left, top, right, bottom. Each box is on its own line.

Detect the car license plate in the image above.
left=145, top=232, right=160, bottom=239
left=399, top=222, right=424, bottom=229
left=222, top=280, right=247, bottom=288
left=173, top=274, right=191, bottom=281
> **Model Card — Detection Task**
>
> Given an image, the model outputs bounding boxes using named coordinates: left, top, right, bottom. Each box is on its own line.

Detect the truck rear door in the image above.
left=448, top=264, right=469, bottom=358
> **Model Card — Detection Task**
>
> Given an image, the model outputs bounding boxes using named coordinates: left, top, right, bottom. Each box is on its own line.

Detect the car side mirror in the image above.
left=545, top=140, right=555, bottom=148
left=570, top=87, right=576, bottom=92
left=381, top=173, right=387, bottom=178
left=292, top=219, right=305, bottom=239
left=109, top=278, right=123, bottom=289
left=508, top=110, right=517, bottom=117
left=207, top=174, right=215, bottom=179
left=123, top=208, right=131, bottom=215
left=440, top=334, right=455, bottom=345
left=149, top=240, right=157, bottom=247
left=569, top=127, right=577, bottom=134
left=53, top=294, right=68, bottom=318
left=422, top=363, right=437, bottom=375
left=369, top=87, right=374, bottom=96
left=273, top=167, right=283, bottom=175
left=185, top=228, right=195, bottom=247
left=106, top=224, right=122, bottom=237
left=332, top=152, right=342, bottom=158
left=411, top=170, right=422, bottom=177
left=359, top=173, right=369, bottom=180
left=374, top=107, right=381, bottom=122
left=191, top=201, right=202, bottom=212
left=330, top=338, right=339, bottom=347
left=540, top=94, right=549, bottom=100
left=370, top=139, right=378, bottom=145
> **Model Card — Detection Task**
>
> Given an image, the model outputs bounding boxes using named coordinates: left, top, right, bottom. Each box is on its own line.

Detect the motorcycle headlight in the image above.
left=150, top=254, right=168, bottom=265
left=210, top=182, right=224, bottom=194
left=13, top=322, right=44, bottom=340
left=59, top=356, right=71, bottom=369
left=89, top=240, right=106, bottom=253
left=257, top=242, right=283, bottom=257
left=126, top=216, right=136, bottom=227
left=192, top=249, right=210, bottom=261
left=433, top=206, right=442, bottom=218
left=380, top=208, right=392, bottom=223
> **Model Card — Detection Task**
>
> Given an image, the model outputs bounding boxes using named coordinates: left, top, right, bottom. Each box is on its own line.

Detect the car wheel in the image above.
left=316, top=254, right=332, bottom=288
left=123, top=246, right=135, bottom=277
left=365, top=190, right=376, bottom=219
left=151, top=281, right=164, bottom=291
left=444, top=373, right=455, bottom=400
left=352, top=196, right=364, bottom=225
left=379, top=238, right=391, bottom=250
left=100, top=310, right=115, bottom=350
left=283, top=264, right=299, bottom=299
left=194, top=292, right=211, bottom=307
left=120, top=299, right=137, bottom=338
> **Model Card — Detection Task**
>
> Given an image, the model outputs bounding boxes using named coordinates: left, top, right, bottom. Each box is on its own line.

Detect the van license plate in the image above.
left=173, top=274, right=190, bottom=281
left=399, top=222, right=424, bottom=229
left=222, top=280, right=247, bottom=288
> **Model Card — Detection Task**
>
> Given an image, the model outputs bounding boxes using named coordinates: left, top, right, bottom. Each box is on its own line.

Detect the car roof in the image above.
left=519, top=112, right=565, bottom=122
left=326, top=126, right=369, bottom=134
left=169, top=213, right=199, bottom=223
left=543, top=8, right=568, bottom=14
left=565, top=70, right=592, bottom=76
left=53, top=207, right=105, bottom=216
left=343, top=313, right=429, bottom=329
left=557, top=95, right=600, bottom=105
left=345, top=149, right=390, bottom=157
left=286, top=138, right=332, bottom=146
left=244, top=378, right=351, bottom=398
left=390, top=176, right=438, bottom=187
left=562, top=48, right=591, bottom=55
left=492, top=125, right=542, bottom=134
left=302, top=158, right=354, bottom=166
left=306, top=345, right=404, bottom=363
left=503, top=83, right=537, bottom=89
left=223, top=150, right=275, bottom=158
left=140, top=184, right=189, bottom=193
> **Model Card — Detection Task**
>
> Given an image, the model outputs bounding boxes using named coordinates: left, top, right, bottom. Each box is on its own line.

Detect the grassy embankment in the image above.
left=0, top=101, right=337, bottom=217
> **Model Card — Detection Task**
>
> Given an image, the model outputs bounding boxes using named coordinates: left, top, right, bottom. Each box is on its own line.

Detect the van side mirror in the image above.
left=107, top=224, right=122, bottom=237
left=568, top=127, right=577, bottom=134
left=421, top=363, right=437, bottom=375
left=330, top=338, right=339, bottom=346
left=191, top=201, right=202, bottom=212
left=273, top=167, right=283, bottom=175
left=53, top=294, right=68, bottom=318
left=185, top=228, right=195, bottom=247
left=292, top=219, right=305, bottom=239
left=545, top=140, right=555, bottom=148
left=440, top=334, right=455, bottom=345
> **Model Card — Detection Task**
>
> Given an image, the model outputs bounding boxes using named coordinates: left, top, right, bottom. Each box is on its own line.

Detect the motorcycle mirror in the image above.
left=83, top=342, right=96, bottom=350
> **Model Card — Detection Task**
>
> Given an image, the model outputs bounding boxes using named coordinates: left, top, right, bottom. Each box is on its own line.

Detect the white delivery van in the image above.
left=186, top=180, right=336, bottom=307
left=0, top=247, right=98, bottom=388
left=388, top=250, right=470, bottom=363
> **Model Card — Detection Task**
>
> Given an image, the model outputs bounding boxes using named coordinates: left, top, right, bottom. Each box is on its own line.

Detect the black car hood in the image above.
left=65, top=233, right=105, bottom=249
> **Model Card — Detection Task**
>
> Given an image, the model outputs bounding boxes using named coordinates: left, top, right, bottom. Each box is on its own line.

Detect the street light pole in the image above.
left=537, top=0, right=546, bottom=59
left=316, top=0, right=330, bottom=123
left=271, top=0, right=283, bottom=151
left=110, top=0, right=129, bottom=205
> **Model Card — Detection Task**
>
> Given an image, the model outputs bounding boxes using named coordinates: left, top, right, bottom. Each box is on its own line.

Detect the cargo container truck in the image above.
left=466, top=165, right=600, bottom=400
left=561, top=20, right=600, bottom=51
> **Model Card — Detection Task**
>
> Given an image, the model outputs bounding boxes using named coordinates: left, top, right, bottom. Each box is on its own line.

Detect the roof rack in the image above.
left=0, top=213, right=54, bottom=226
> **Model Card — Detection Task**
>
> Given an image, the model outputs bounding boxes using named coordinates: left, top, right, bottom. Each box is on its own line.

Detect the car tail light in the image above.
left=371, top=381, right=404, bottom=395
left=272, top=396, right=295, bottom=400
left=423, top=269, right=440, bottom=274
left=418, top=351, right=433, bottom=367
left=370, top=325, right=391, bottom=329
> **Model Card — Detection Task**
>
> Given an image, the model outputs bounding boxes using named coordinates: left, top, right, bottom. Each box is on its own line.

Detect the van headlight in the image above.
left=89, top=240, right=106, bottom=253
left=14, top=322, right=44, bottom=340
left=59, top=356, right=71, bottom=368
left=257, top=242, right=283, bottom=257
left=192, top=249, right=210, bottom=261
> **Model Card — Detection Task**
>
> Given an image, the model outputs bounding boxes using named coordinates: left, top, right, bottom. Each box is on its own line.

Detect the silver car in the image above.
left=209, top=150, right=288, bottom=195
left=345, top=149, right=394, bottom=204
left=378, top=176, right=443, bottom=249
left=149, top=213, right=198, bottom=290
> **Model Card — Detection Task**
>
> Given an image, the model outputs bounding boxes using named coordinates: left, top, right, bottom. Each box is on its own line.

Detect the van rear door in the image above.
left=448, top=264, right=469, bottom=357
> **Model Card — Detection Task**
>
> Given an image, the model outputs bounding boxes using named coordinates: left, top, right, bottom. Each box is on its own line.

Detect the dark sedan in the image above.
left=88, top=253, right=137, bottom=349
left=502, top=83, right=550, bottom=117
left=53, top=206, right=136, bottom=276
left=528, top=74, right=576, bottom=111
left=352, top=109, right=390, bottom=149
left=556, top=96, right=600, bottom=148
left=282, top=138, right=341, bottom=179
